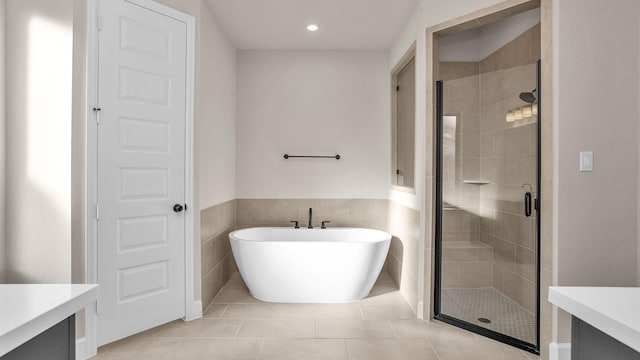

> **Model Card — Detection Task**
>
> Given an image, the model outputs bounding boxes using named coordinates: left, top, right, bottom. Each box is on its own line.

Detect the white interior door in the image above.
left=96, top=0, right=188, bottom=346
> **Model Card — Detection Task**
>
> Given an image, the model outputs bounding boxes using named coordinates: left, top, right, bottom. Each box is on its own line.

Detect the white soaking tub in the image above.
left=229, top=227, right=391, bottom=303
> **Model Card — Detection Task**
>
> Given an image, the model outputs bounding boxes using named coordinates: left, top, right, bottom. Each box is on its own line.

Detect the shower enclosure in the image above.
left=434, top=24, right=541, bottom=353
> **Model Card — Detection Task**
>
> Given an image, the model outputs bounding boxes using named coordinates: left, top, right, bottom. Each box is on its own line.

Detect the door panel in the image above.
left=434, top=59, right=541, bottom=353
left=97, top=0, right=187, bottom=346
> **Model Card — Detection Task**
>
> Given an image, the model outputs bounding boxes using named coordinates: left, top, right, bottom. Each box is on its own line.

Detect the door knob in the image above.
left=173, top=204, right=184, bottom=213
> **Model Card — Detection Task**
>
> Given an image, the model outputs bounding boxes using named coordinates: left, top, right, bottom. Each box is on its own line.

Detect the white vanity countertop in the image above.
left=0, top=284, right=99, bottom=357
left=549, top=286, right=640, bottom=353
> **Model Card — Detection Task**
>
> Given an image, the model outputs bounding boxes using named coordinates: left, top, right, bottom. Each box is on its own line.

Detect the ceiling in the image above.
left=204, top=0, right=421, bottom=50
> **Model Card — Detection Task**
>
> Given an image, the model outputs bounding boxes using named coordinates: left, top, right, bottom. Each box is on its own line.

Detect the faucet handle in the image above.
left=290, top=220, right=299, bottom=229
left=321, top=221, right=331, bottom=229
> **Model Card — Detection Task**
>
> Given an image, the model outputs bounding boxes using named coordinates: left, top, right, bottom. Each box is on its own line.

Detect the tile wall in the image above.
left=479, top=24, right=540, bottom=314
left=201, top=199, right=421, bottom=315
left=200, top=200, right=238, bottom=309
left=440, top=62, right=488, bottom=290
left=440, top=24, right=540, bottom=314
left=387, top=201, right=421, bottom=313
left=235, top=199, right=388, bottom=231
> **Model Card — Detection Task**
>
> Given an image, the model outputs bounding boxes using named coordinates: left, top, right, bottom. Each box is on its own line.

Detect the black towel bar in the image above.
left=283, top=154, right=341, bottom=160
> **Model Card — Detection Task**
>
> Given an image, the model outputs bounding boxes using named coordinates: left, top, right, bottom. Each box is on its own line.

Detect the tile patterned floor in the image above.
left=93, top=272, right=539, bottom=360
left=441, top=287, right=537, bottom=344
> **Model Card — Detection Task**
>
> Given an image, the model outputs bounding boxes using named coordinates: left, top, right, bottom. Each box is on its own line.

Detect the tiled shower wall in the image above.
left=200, top=199, right=421, bottom=314
left=479, top=24, right=540, bottom=314
left=440, top=62, right=488, bottom=289
left=200, top=200, right=238, bottom=309
left=387, top=201, right=421, bottom=313
left=440, top=24, right=540, bottom=313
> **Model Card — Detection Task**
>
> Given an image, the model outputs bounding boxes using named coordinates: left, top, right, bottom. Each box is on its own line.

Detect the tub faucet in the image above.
left=307, top=208, right=313, bottom=229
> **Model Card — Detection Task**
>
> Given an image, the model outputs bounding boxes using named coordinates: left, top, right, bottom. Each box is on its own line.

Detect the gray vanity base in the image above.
left=572, top=316, right=640, bottom=360
left=1, top=315, right=75, bottom=360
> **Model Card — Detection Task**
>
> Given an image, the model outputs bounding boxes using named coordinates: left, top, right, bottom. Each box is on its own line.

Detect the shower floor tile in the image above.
left=441, top=287, right=537, bottom=344
left=94, top=272, right=538, bottom=360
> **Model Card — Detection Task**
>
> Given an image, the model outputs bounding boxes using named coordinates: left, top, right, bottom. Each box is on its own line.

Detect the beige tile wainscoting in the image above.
left=94, top=273, right=538, bottom=359
left=201, top=200, right=238, bottom=308
left=201, top=199, right=421, bottom=315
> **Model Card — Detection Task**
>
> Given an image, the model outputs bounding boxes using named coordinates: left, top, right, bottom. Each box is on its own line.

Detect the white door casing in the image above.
left=89, top=0, right=197, bottom=347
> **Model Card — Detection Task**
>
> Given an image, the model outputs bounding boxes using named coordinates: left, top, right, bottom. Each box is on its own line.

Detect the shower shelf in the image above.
left=463, top=180, right=490, bottom=185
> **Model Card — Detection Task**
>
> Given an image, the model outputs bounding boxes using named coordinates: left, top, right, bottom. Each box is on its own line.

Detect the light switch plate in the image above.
left=580, top=151, right=593, bottom=172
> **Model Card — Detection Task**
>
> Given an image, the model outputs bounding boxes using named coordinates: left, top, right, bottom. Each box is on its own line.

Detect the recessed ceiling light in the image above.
left=306, top=24, right=319, bottom=32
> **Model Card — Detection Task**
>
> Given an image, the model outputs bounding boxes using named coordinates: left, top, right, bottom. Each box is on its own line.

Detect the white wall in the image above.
left=638, top=0, right=640, bottom=288
left=0, top=0, right=5, bottom=283
left=555, top=0, right=638, bottom=288
left=390, top=0, right=506, bottom=66
left=71, top=0, right=87, bottom=287
left=388, top=0, right=507, bottom=214
left=439, top=8, right=540, bottom=61
left=5, top=0, right=73, bottom=283
left=236, top=50, right=390, bottom=199
left=156, top=0, right=237, bottom=211
left=155, top=0, right=239, bottom=306
left=553, top=0, right=640, bottom=342
left=198, top=2, right=237, bottom=209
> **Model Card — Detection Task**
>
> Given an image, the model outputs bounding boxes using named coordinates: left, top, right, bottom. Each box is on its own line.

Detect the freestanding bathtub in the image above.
left=229, top=227, right=391, bottom=303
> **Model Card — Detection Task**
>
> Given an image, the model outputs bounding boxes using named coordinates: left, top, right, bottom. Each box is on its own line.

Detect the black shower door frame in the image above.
left=433, top=60, right=541, bottom=355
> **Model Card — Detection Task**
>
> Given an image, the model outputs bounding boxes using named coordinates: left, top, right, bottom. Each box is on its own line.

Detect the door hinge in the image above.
left=396, top=169, right=400, bottom=175
left=93, top=107, right=101, bottom=124
left=396, top=85, right=400, bottom=92
left=97, top=15, right=102, bottom=31
left=96, top=299, right=101, bottom=314
left=96, top=204, right=100, bottom=220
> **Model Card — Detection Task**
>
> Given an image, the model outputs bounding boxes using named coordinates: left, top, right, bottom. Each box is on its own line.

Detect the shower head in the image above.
left=519, top=89, right=537, bottom=104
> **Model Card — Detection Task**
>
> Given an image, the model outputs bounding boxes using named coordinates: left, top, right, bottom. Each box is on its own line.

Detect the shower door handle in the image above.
left=524, top=192, right=532, bottom=217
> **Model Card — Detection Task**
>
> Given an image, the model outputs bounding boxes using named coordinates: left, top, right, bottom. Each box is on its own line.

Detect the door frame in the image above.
left=84, top=0, right=198, bottom=355
left=426, top=0, right=542, bottom=354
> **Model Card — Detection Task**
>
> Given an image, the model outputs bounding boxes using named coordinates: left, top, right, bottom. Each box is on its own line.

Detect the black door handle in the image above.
left=173, top=204, right=184, bottom=213
left=524, top=192, right=532, bottom=217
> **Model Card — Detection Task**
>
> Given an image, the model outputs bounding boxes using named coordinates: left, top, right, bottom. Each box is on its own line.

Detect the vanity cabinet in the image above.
left=549, top=287, right=640, bottom=360
left=572, top=316, right=640, bottom=360
left=0, top=284, right=98, bottom=360
left=1, top=316, right=75, bottom=360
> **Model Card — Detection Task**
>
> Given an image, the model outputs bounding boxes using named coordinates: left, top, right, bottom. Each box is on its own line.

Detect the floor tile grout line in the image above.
left=162, top=337, right=184, bottom=360
left=343, top=337, right=351, bottom=360
left=234, top=319, right=245, bottom=338
left=254, top=338, right=265, bottom=360
left=99, top=274, right=537, bottom=359
left=426, top=338, right=444, bottom=360
left=388, top=320, right=400, bottom=339
left=217, top=304, right=230, bottom=318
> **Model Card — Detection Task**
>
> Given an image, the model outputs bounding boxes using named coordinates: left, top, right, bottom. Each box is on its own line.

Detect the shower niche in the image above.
left=434, top=7, right=541, bottom=354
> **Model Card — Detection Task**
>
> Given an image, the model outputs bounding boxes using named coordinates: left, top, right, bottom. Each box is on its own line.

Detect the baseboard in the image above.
left=549, top=342, right=571, bottom=360
left=76, top=337, right=88, bottom=359
left=185, top=300, right=203, bottom=321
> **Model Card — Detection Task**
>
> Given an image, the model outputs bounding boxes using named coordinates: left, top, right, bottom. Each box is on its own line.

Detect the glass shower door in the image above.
left=435, top=60, right=540, bottom=352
